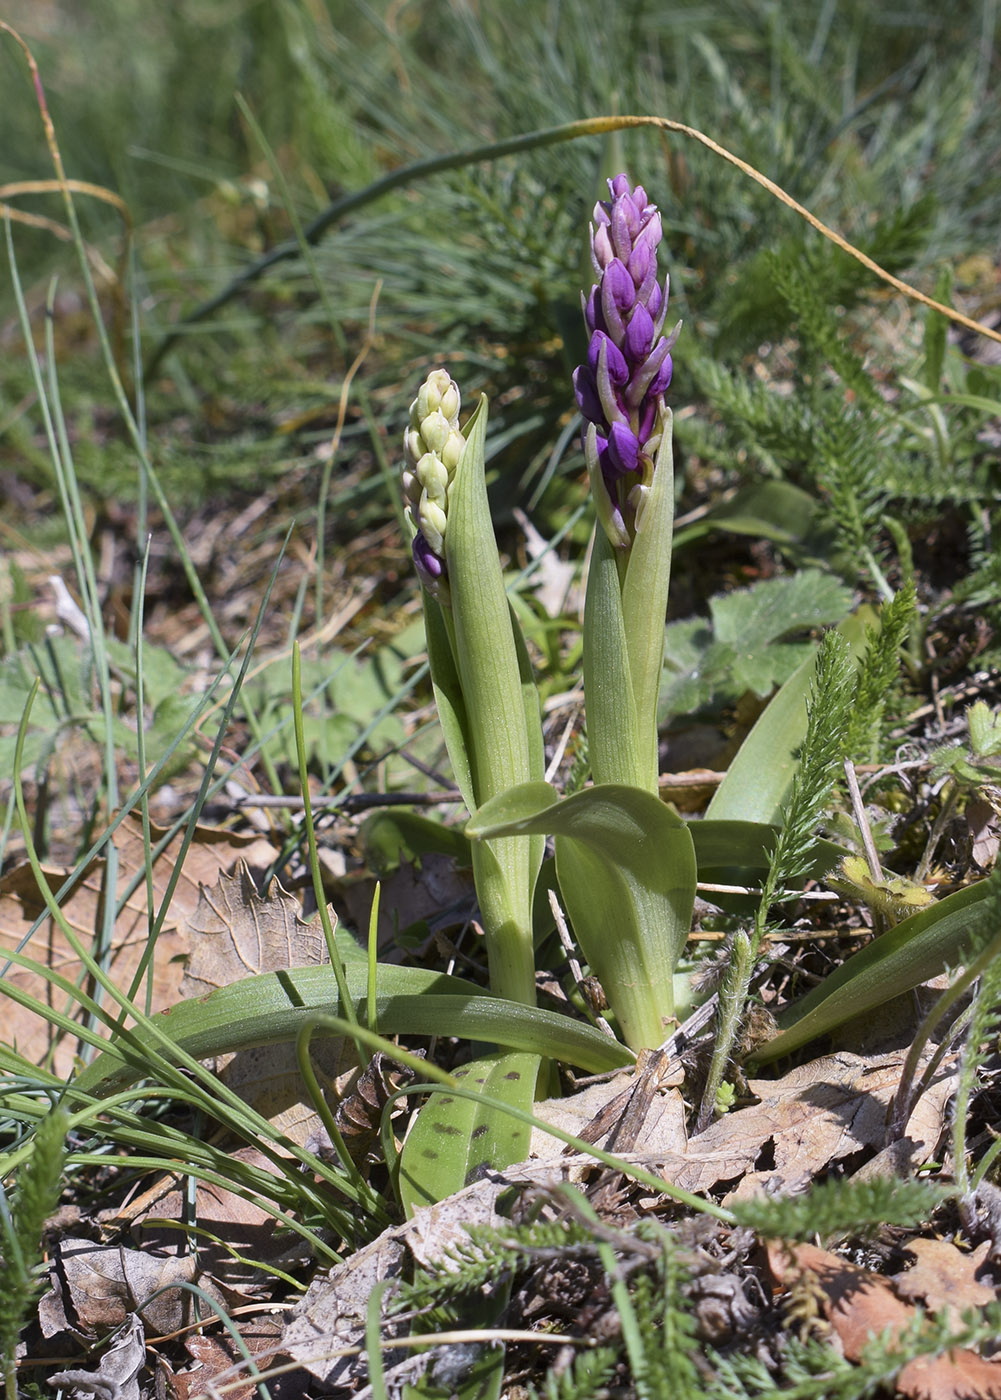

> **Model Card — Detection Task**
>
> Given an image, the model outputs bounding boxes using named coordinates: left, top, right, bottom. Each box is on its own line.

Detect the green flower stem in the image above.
left=583, top=411, right=676, bottom=797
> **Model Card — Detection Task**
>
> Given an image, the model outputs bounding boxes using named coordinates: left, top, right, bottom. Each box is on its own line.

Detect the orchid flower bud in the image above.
left=402, top=369, right=465, bottom=596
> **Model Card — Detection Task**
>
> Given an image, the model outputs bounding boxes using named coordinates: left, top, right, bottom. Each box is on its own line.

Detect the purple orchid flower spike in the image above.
left=573, top=175, right=680, bottom=547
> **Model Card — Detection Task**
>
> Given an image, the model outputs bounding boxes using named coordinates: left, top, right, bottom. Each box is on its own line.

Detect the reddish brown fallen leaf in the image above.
left=0, top=817, right=275, bottom=1075
left=168, top=1317, right=285, bottom=1400
left=892, top=1239, right=997, bottom=1326
left=767, top=1240, right=1001, bottom=1399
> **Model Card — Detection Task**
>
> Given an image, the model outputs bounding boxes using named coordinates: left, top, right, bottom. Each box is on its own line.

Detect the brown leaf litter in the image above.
left=767, top=1238, right=1001, bottom=1399
left=0, top=816, right=275, bottom=1076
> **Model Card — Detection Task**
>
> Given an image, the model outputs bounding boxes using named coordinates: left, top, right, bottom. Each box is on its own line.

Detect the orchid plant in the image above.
left=400, top=175, right=1001, bottom=1161
left=405, top=177, right=696, bottom=1054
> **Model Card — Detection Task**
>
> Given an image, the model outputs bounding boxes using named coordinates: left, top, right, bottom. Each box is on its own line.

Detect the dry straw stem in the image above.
left=163, top=110, right=1001, bottom=368
left=3, top=20, right=995, bottom=357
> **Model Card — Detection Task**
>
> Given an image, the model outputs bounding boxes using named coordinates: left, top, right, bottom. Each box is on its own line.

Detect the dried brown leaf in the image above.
left=697, top=1051, right=944, bottom=1199
left=180, top=863, right=326, bottom=996
left=283, top=1169, right=515, bottom=1387
left=171, top=1317, right=285, bottom=1400
left=892, top=1239, right=998, bottom=1324
left=48, top=1314, right=146, bottom=1400
left=39, top=1236, right=197, bottom=1338
left=767, top=1240, right=1001, bottom=1400
left=180, top=865, right=354, bottom=1146
left=0, top=817, right=276, bottom=1075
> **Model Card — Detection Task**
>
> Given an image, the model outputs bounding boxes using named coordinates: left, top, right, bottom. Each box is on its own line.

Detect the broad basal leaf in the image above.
left=72, top=962, right=632, bottom=1097
left=753, top=875, right=1000, bottom=1063
left=398, top=1050, right=539, bottom=1214
left=469, top=783, right=696, bottom=1050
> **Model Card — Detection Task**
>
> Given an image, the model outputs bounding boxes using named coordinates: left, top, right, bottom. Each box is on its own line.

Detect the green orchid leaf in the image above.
left=752, top=875, right=1000, bottom=1064
left=74, top=963, right=633, bottom=1098
left=707, top=609, right=872, bottom=825
left=444, top=394, right=541, bottom=1005
left=469, top=783, right=696, bottom=1051
left=423, top=591, right=476, bottom=813
left=620, top=409, right=676, bottom=788
left=398, top=1050, right=540, bottom=1215
left=510, top=598, right=547, bottom=898
left=446, top=395, right=536, bottom=808
left=466, top=781, right=559, bottom=835
left=706, top=645, right=819, bottom=826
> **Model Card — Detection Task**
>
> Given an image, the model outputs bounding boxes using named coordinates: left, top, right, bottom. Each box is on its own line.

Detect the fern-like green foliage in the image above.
left=705, top=1297, right=1001, bottom=1400
left=699, top=629, right=857, bottom=1129
left=766, top=254, right=881, bottom=413
left=391, top=1218, right=597, bottom=1314
left=705, top=1333, right=859, bottom=1400
left=953, top=519, right=1001, bottom=616
left=952, top=951, right=1001, bottom=1193
left=729, top=1174, right=948, bottom=1242
left=809, top=411, right=889, bottom=565
left=761, top=628, right=855, bottom=897
left=0, top=1107, right=69, bottom=1395
left=391, top=1210, right=716, bottom=1400
left=686, top=349, right=815, bottom=474
left=629, top=1241, right=702, bottom=1400
left=534, top=1345, right=618, bottom=1400
left=847, top=580, right=917, bottom=761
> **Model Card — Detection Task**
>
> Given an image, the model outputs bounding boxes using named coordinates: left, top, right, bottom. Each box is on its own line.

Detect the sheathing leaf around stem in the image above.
left=620, top=407, right=676, bottom=791
left=444, top=396, right=543, bottom=1005
left=583, top=523, right=644, bottom=790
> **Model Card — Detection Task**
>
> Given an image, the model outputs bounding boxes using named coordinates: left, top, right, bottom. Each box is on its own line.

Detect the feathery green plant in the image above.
left=0, top=1105, right=68, bottom=1399
left=730, top=1175, right=949, bottom=1242
left=846, top=581, right=917, bottom=760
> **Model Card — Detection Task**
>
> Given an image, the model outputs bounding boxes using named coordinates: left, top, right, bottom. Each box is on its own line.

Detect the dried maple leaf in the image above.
left=767, top=1240, right=1001, bottom=1399
left=0, top=818, right=275, bottom=1075
left=891, top=1239, right=998, bottom=1326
